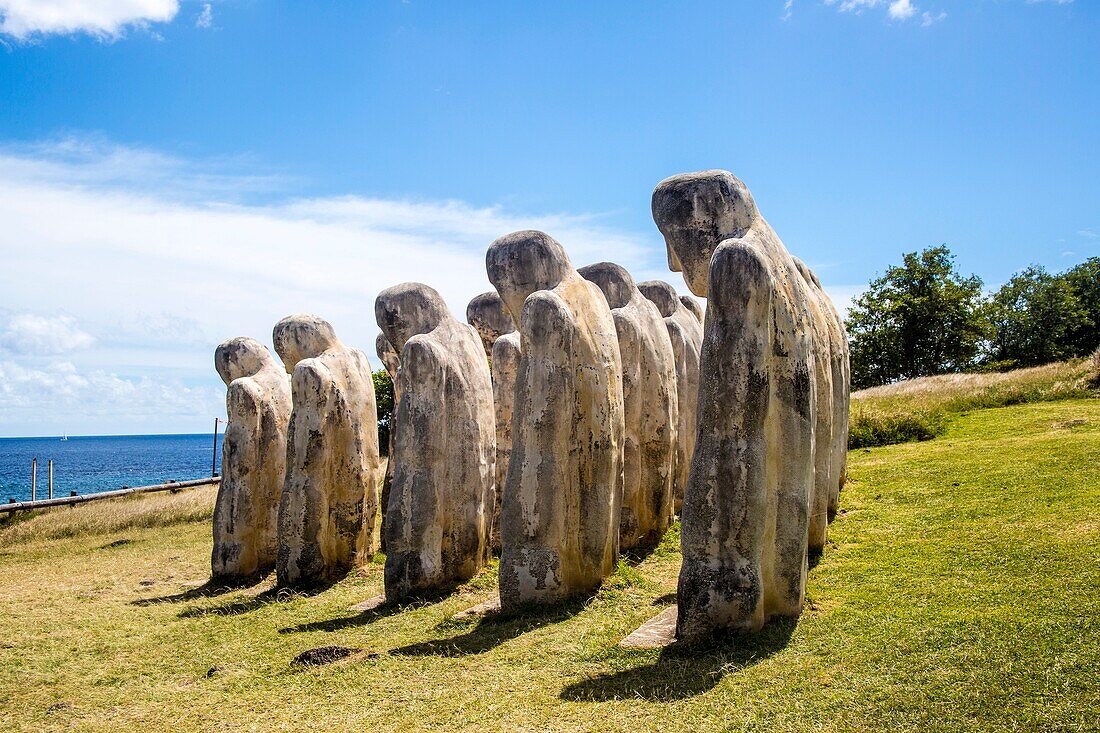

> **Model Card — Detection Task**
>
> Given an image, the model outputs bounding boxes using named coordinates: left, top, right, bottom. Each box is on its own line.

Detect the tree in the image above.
left=987, top=266, right=1087, bottom=368
left=373, top=369, right=394, bottom=455
left=846, top=245, right=989, bottom=389
left=1062, top=257, right=1100, bottom=356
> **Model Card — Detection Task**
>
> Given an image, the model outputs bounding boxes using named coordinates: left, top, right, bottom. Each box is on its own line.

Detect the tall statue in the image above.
left=211, top=337, right=292, bottom=579
left=376, top=283, right=495, bottom=601
left=273, top=314, right=383, bottom=588
left=375, top=332, right=401, bottom=551
left=466, top=290, right=516, bottom=360
left=580, top=262, right=678, bottom=550
left=794, top=257, right=851, bottom=523
left=653, top=170, right=846, bottom=639
left=486, top=230, right=625, bottom=610
left=637, top=279, right=703, bottom=513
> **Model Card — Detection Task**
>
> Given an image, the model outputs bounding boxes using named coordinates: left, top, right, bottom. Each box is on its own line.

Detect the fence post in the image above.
left=212, top=417, right=220, bottom=478
left=31, top=458, right=37, bottom=502
left=48, top=460, right=54, bottom=500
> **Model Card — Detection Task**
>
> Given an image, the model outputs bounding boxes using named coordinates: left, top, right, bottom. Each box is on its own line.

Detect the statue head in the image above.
left=578, top=262, right=637, bottom=310
left=272, top=314, right=340, bottom=374
left=486, top=230, right=573, bottom=321
left=637, top=279, right=679, bottom=318
left=375, top=282, right=450, bottom=352
left=375, top=332, right=400, bottom=377
left=466, top=290, right=515, bottom=355
left=651, top=170, right=759, bottom=297
left=214, top=336, right=276, bottom=386
left=680, top=295, right=705, bottom=323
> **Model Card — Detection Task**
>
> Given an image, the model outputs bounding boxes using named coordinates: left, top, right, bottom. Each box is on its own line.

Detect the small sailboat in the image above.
left=60, top=434, right=68, bottom=442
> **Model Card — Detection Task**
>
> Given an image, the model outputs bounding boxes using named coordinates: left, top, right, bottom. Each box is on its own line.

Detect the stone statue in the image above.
left=273, top=314, right=383, bottom=588
left=212, top=337, right=292, bottom=579
left=580, top=262, right=678, bottom=550
left=375, top=332, right=401, bottom=551
left=466, top=290, right=516, bottom=360
left=653, top=170, right=846, bottom=639
left=466, top=290, right=519, bottom=551
left=376, top=283, right=495, bottom=602
left=679, top=294, right=705, bottom=323
left=637, top=279, right=703, bottom=513
left=490, top=329, right=520, bottom=552
left=487, top=230, right=625, bottom=610
left=794, top=257, right=851, bottom=522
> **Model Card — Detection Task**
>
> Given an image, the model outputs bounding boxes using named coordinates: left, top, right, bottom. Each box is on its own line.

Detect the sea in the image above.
left=0, top=434, right=223, bottom=504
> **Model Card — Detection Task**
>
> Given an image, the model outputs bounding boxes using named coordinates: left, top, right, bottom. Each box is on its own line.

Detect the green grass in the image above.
left=850, top=358, right=1098, bottom=447
left=2, top=400, right=1098, bottom=731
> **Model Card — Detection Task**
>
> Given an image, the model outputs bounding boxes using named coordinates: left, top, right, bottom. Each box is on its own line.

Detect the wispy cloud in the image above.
left=1078, top=228, right=1098, bottom=239
left=195, top=2, right=212, bottom=29
left=0, top=314, right=95, bottom=356
left=0, top=0, right=179, bottom=41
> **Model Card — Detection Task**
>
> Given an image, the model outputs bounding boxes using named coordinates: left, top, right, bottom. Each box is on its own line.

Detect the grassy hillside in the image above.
left=2, top=399, right=1098, bottom=732
left=849, top=357, right=1098, bottom=447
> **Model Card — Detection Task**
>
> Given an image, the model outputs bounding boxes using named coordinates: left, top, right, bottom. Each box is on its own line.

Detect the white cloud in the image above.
left=195, top=2, right=211, bottom=29
left=0, top=138, right=674, bottom=434
left=782, top=0, right=795, bottom=20
left=0, top=314, right=95, bottom=355
left=0, top=0, right=178, bottom=40
left=1078, top=228, right=1098, bottom=239
left=888, top=0, right=916, bottom=20
left=921, top=10, right=946, bottom=26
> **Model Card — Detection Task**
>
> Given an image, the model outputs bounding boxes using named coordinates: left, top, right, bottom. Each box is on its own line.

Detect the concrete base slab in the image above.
left=620, top=605, right=678, bottom=649
left=452, top=595, right=501, bottom=621
left=349, top=594, right=387, bottom=612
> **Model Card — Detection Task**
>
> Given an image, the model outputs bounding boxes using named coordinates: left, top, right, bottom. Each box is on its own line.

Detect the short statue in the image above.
left=376, top=283, right=495, bottom=601
left=653, top=170, right=847, bottom=639
left=486, top=230, right=625, bottom=610
left=466, top=290, right=519, bottom=550
left=637, top=279, right=703, bottom=513
left=273, top=314, right=383, bottom=588
left=580, top=262, right=679, bottom=550
left=466, top=290, right=516, bottom=359
left=212, top=337, right=292, bottom=579
left=490, top=329, right=520, bottom=551
left=375, top=332, right=402, bottom=550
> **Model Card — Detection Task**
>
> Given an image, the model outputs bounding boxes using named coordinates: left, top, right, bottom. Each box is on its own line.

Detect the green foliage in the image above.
left=1059, top=256, right=1100, bottom=356
left=372, top=369, right=394, bottom=455
left=846, top=245, right=990, bottom=389
left=848, top=408, right=946, bottom=448
left=988, top=265, right=1088, bottom=368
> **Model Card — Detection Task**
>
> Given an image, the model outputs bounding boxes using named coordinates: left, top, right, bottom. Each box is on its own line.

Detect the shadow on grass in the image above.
left=132, top=574, right=269, bottom=606
left=278, top=598, right=416, bottom=634
left=177, top=583, right=331, bottom=618
left=388, top=595, right=591, bottom=658
left=560, top=617, right=797, bottom=702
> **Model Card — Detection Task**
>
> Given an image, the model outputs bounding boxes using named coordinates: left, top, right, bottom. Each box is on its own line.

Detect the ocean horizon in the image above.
left=0, top=433, right=224, bottom=504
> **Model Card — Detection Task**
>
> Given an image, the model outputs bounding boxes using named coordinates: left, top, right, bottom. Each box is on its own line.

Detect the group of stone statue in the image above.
left=211, top=169, right=850, bottom=643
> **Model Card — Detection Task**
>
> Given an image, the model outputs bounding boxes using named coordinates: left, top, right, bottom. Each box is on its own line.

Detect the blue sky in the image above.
left=0, top=0, right=1096, bottom=436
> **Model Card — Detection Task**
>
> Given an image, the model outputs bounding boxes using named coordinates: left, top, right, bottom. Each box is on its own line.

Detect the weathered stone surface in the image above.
left=212, top=337, right=292, bottom=579
left=794, top=257, right=851, bottom=522
left=580, top=262, right=678, bottom=550
left=680, top=295, right=705, bottom=323
left=375, top=332, right=401, bottom=550
left=273, top=314, right=383, bottom=588
left=376, top=283, right=495, bottom=602
left=490, top=330, right=520, bottom=552
left=486, top=230, right=625, bottom=610
left=466, top=290, right=516, bottom=359
left=653, top=170, right=846, bottom=639
left=638, top=279, right=704, bottom=513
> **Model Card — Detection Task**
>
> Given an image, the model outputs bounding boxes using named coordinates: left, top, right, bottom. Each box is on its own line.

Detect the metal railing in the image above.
left=1, top=476, right=221, bottom=514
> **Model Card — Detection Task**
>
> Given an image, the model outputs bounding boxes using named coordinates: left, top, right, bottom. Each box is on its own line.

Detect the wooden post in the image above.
left=31, top=458, right=37, bottom=502
left=48, top=460, right=54, bottom=500
left=212, top=418, right=220, bottom=477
